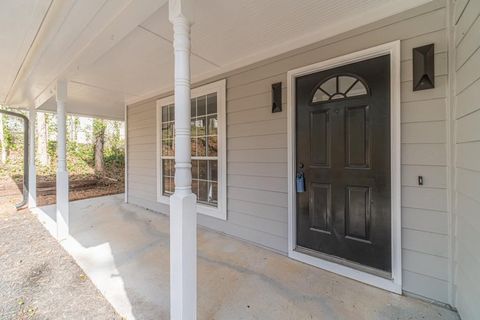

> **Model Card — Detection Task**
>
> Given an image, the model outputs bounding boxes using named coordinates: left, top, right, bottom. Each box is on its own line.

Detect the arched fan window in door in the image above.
left=311, top=74, right=369, bottom=103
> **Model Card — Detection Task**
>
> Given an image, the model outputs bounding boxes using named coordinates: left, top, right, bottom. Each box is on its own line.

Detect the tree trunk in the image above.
left=93, top=119, right=106, bottom=173
left=94, top=135, right=105, bottom=172
left=0, top=114, right=6, bottom=163
left=37, top=112, right=49, bottom=166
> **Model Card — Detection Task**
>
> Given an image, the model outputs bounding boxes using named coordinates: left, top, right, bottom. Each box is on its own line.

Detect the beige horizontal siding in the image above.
left=227, top=186, right=288, bottom=208
left=401, top=143, right=447, bottom=166
left=456, top=77, right=480, bottom=118
left=456, top=141, right=480, bottom=171
left=127, top=1, right=451, bottom=303
left=227, top=134, right=287, bottom=150
left=227, top=106, right=286, bottom=126
left=401, top=98, right=446, bottom=123
left=401, top=165, right=447, bottom=188
left=454, top=0, right=480, bottom=46
left=228, top=162, right=287, bottom=178
left=402, top=207, right=448, bottom=234
left=456, top=108, right=480, bottom=142
left=402, top=186, right=448, bottom=212
left=453, top=0, right=480, bottom=318
left=228, top=175, right=287, bottom=193
left=456, top=49, right=480, bottom=93
left=403, top=269, right=449, bottom=303
left=403, top=248, right=449, bottom=280
left=228, top=118, right=286, bottom=138
left=402, top=228, right=449, bottom=258
left=401, top=121, right=446, bottom=143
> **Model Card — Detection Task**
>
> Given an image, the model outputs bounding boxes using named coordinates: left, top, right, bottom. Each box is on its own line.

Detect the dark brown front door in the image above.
left=295, top=55, right=391, bottom=274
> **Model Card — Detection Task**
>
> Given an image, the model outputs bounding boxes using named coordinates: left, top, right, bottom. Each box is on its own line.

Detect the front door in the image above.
left=295, top=55, right=391, bottom=274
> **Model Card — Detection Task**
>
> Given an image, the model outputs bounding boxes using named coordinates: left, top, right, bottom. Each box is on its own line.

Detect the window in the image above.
left=312, top=74, right=368, bottom=103
left=156, top=79, right=226, bottom=220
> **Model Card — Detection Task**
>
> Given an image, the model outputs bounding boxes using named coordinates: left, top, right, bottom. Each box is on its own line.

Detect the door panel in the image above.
left=345, top=186, right=371, bottom=242
left=309, top=183, right=331, bottom=233
left=295, top=54, right=391, bottom=273
left=345, top=105, right=369, bottom=168
left=309, top=110, right=330, bottom=166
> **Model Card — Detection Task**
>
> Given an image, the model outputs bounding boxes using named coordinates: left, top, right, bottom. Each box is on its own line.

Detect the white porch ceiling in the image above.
left=1, top=0, right=431, bottom=120
left=0, top=0, right=51, bottom=104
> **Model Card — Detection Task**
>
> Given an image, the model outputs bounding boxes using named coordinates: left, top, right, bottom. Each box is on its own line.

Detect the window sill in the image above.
left=157, top=194, right=226, bottom=220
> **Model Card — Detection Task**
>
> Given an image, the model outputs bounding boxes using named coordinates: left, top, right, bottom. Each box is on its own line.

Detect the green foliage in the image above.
left=93, top=119, right=107, bottom=139
left=105, top=145, right=125, bottom=167
left=3, top=124, right=14, bottom=151
left=47, top=140, right=56, bottom=165
left=1, top=110, right=25, bottom=153
left=46, top=113, right=56, bottom=134
left=1, top=112, right=125, bottom=184
left=0, top=108, right=27, bottom=178
left=0, top=151, right=25, bottom=180
left=67, top=142, right=94, bottom=174
left=108, top=121, right=122, bottom=150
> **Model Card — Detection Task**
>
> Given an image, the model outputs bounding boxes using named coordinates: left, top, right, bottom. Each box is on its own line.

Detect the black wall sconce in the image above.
left=272, top=82, right=282, bottom=113
left=413, top=43, right=435, bottom=91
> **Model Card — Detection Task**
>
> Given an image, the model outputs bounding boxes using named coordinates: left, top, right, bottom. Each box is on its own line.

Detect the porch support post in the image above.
left=169, top=0, right=196, bottom=319
left=56, top=80, right=69, bottom=240
left=28, top=106, right=36, bottom=208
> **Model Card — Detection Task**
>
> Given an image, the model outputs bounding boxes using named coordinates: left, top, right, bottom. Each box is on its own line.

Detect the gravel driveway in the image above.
left=0, top=201, right=121, bottom=320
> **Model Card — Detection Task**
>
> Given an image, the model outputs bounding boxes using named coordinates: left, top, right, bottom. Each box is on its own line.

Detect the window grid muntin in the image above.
left=312, top=74, right=369, bottom=103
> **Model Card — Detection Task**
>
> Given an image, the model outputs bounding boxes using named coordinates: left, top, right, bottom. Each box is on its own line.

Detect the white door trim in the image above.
left=286, top=41, right=402, bottom=294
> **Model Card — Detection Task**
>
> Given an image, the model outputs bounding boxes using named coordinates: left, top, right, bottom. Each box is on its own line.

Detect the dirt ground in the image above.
left=0, top=198, right=122, bottom=319
left=35, top=180, right=124, bottom=207
left=0, top=175, right=124, bottom=207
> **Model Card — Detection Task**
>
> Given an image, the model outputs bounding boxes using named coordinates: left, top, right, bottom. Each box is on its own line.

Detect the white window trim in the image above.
left=156, top=79, right=227, bottom=220
left=286, top=41, right=402, bottom=294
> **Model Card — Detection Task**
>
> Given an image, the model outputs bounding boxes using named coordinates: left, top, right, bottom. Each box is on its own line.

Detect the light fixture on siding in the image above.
left=413, top=44, right=435, bottom=91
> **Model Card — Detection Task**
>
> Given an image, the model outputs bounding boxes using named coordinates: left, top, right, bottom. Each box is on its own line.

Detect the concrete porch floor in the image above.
left=33, top=195, right=459, bottom=320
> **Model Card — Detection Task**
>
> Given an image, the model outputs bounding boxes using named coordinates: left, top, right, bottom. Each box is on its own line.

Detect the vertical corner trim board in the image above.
left=452, top=0, right=480, bottom=318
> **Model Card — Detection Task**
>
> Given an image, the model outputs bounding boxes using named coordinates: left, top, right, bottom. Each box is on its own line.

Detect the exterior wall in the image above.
left=453, top=0, right=480, bottom=318
left=127, top=1, right=451, bottom=303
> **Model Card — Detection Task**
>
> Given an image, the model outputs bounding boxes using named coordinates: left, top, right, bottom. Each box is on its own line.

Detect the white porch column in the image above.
left=56, top=80, right=69, bottom=240
left=169, top=0, right=196, bottom=319
left=28, top=106, right=36, bottom=208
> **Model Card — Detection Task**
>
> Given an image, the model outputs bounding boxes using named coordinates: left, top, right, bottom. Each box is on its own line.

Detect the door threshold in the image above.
left=296, top=246, right=392, bottom=279
left=289, top=248, right=402, bottom=294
